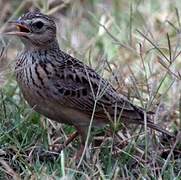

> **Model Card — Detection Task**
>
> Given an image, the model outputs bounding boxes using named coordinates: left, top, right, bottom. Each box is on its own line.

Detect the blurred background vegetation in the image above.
left=0, top=0, right=180, bottom=179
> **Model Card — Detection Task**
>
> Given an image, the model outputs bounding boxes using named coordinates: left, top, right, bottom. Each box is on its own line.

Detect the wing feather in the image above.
left=48, top=55, right=143, bottom=121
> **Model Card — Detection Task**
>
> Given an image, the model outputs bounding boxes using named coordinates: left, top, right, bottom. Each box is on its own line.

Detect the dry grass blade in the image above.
left=0, top=46, right=6, bottom=70
left=166, top=33, right=172, bottom=63
left=0, top=46, right=8, bottom=86
left=157, top=57, right=180, bottom=80
left=166, top=20, right=179, bottom=32
left=47, top=0, right=73, bottom=15
left=89, top=11, right=135, bottom=52
left=175, top=8, right=181, bottom=29
left=0, top=159, right=21, bottom=180
left=160, top=132, right=181, bottom=176
left=136, top=29, right=170, bottom=63
left=179, top=94, right=181, bottom=130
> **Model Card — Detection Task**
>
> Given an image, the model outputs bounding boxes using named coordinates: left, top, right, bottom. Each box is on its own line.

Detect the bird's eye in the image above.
left=33, top=21, right=44, bottom=29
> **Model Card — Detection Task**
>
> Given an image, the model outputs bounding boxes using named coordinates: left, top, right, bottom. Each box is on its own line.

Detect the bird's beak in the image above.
left=4, top=20, right=30, bottom=36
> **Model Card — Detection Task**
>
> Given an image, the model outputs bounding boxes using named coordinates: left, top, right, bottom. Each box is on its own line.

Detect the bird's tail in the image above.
left=129, top=105, right=174, bottom=137
left=134, top=120, right=174, bottom=137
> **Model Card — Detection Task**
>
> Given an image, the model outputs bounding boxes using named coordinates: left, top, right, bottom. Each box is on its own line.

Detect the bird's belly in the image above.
left=19, top=83, right=106, bottom=128
left=18, top=84, right=70, bottom=125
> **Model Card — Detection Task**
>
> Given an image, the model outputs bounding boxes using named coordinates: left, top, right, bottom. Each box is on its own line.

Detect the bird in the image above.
left=5, top=9, right=173, bottom=158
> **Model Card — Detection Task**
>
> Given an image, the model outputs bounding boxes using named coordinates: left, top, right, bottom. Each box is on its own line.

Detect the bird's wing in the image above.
left=48, top=53, right=143, bottom=121
left=45, top=52, right=173, bottom=137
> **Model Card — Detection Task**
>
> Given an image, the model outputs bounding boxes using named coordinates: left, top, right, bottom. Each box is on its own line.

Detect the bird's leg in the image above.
left=63, top=131, right=79, bottom=149
left=51, top=131, right=79, bottom=152
left=73, top=126, right=88, bottom=162
left=75, top=143, right=85, bottom=161
left=36, top=131, right=79, bottom=161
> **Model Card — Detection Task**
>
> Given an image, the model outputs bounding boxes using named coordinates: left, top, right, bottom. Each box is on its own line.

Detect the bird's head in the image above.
left=6, top=9, right=57, bottom=48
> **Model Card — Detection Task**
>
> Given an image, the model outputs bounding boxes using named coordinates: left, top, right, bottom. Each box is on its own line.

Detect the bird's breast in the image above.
left=15, top=54, right=67, bottom=123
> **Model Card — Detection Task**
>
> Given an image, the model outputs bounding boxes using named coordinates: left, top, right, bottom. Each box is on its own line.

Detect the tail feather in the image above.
left=126, top=104, right=174, bottom=137
left=127, top=118, right=174, bottom=137
left=146, top=122, right=173, bottom=137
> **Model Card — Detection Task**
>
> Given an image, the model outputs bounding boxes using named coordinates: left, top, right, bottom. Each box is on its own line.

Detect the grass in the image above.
left=0, top=0, right=181, bottom=179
